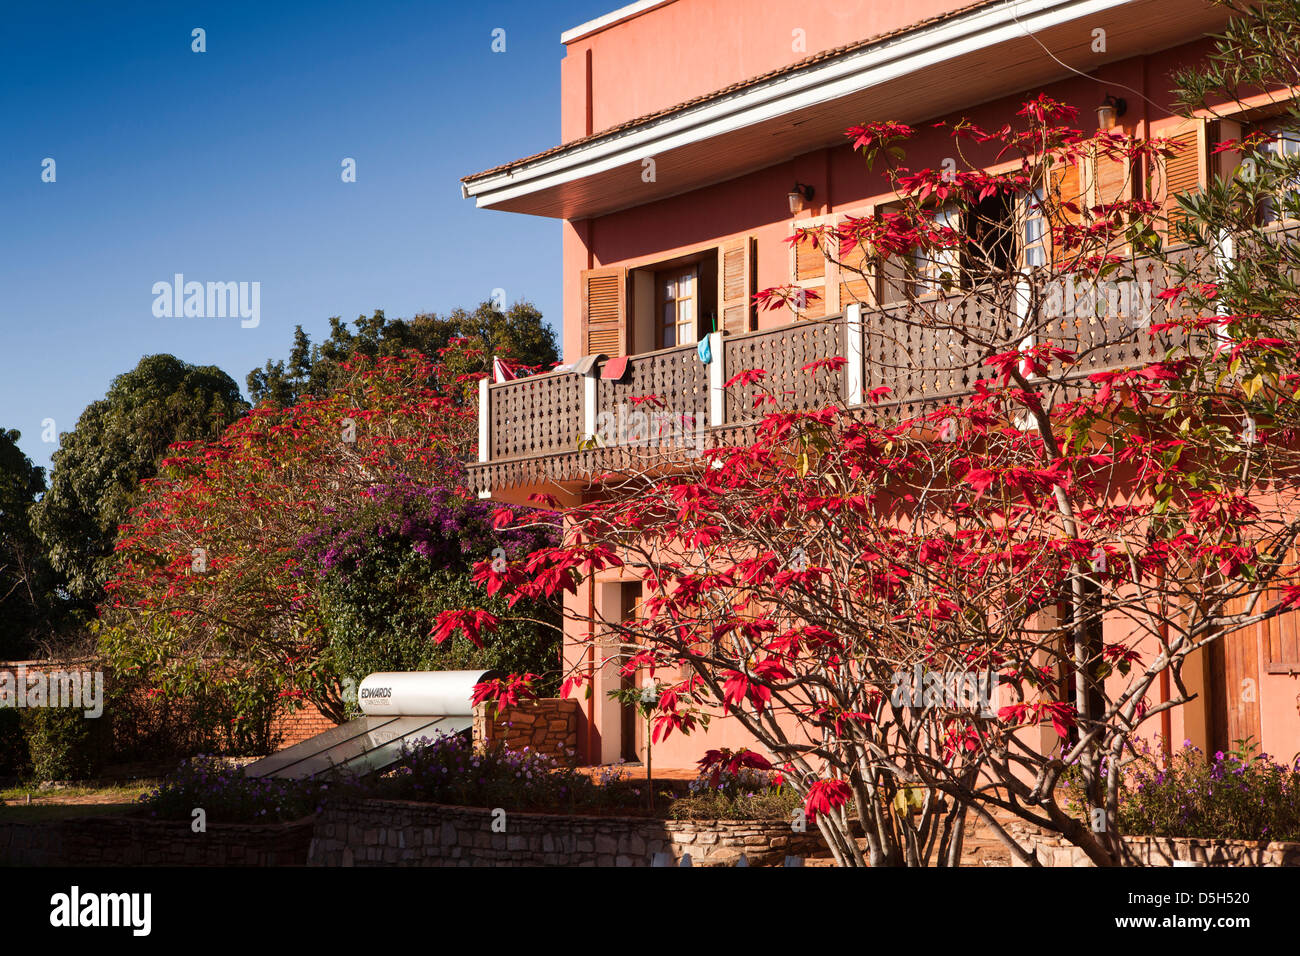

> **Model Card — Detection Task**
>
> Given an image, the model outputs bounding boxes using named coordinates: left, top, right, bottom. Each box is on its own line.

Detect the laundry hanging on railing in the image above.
left=696, top=335, right=713, bottom=365
left=600, top=355, right=629, bottom=380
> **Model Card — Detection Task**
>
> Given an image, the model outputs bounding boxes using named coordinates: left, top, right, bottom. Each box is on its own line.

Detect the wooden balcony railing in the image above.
left=468, top=251, right=1215, bottom=496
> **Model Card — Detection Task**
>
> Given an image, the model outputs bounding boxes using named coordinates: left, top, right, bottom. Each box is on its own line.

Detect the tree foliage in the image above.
left=100, top=343, right=558, bottom=727
left=299, top=481, right=561, bottom=709
left=0, top=429, right=52, bottom=658
left=30, top=355, right=247, bottom=607
left=247, top=302, right=558, bottom=407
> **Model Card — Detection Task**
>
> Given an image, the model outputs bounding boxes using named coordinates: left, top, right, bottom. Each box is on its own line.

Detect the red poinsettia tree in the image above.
left=100, top=347, right=478, bottom=723
left=451, top=70, right=1300, bottom=867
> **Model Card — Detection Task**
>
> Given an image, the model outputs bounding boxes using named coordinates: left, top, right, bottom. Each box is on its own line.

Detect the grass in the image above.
left=0, top=780, right=156, bottom=813
left=0, top=802, right=138, bottom=822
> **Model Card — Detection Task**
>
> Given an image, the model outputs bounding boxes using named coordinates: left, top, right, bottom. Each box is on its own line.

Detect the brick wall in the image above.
left=1, top=657, right=339, bottom=755
left=473, top=698, right=579, bottom=760
left=270, top=702, right=338, bottom=748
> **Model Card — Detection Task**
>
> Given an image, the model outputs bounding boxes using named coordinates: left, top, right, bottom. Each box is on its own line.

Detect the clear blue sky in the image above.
left=1, top=0, right=610, bottom=474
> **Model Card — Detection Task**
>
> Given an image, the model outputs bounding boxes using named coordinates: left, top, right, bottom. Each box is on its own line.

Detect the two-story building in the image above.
left=460, top=0, right=1300, bottom=769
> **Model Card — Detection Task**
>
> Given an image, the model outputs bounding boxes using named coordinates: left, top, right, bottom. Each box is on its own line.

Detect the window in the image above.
left=1257, top=122, right=1300, bottom=225
left=967, top=193, right=1017, bottom=276
left=1021, top=188, right=1049, bottom=268
left=912, top=204, right=962, bottom=295
left=656, top=265, right=698, bottom=348
left=910, top=192, right=1045, bottom=296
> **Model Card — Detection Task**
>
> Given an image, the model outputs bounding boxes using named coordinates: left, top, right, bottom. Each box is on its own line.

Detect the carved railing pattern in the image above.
left=469, top=253, right=1224, bottom=492
left=488, top=371, right=584, bottom=461
left=723, top=317, right=845, bottom=423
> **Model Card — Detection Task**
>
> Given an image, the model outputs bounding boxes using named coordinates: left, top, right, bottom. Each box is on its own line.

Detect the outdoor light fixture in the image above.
left=787, top=182, right=815, bottom=215
left=1097, top=94, right=1127, bottom=130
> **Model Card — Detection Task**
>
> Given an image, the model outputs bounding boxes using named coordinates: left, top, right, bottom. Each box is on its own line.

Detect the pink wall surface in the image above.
left=559, top=39, right=1216, bottom=361
left=560, top=0, right=971, bottom=141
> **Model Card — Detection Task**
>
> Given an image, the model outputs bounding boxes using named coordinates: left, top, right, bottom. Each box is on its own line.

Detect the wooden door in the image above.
left=1209, top=600, right=1262, bottom=754
left=618, top=582, right=642, bottom=762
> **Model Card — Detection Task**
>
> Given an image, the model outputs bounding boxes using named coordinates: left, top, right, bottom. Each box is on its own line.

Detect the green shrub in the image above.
left=20, top=706, right=110, bottom=781
left=0, top=709, right=29, bottom=778
left=321, top=567, right=559, bottom=714
left=106, top=674, right=279, bottom=763
left=668, top=766, right=800, bottom=821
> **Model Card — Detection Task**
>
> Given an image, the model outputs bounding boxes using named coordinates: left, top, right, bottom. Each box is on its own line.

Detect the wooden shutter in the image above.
left=1159, top=118, right=1208, bottom=242
left=718, top=236, right=756, bottom=334
left=581, top=266, right=627, bottom=357
left=1088, top=144, right=1134, bottom=211
left=836, top=208, right=875, bottom=311
left=1048, top=158, right=1084, bottom=265
left=787, top=220, right=827, bottom=319
left=1258, top=547, right=1300, bottom=674
left=1263, top=595, right=1300, bottom=673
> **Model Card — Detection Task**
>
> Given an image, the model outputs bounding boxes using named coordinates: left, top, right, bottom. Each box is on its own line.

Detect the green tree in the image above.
left=0, top=429, right=52, bottom=658
left=247, top=301, right=558, bottom=406
left=31, top=355, right=247, bottom=607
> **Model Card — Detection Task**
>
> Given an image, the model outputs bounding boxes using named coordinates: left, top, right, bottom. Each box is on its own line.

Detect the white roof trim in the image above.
left=561, top=0, right=673, bottom=45
left=470, top=0, right=1141, bottom=213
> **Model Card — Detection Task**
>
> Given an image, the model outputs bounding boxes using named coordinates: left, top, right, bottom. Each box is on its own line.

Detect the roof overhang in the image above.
left=560, top=0, right=674, bottom=44
left=461, top=0, right=1228, bottom=220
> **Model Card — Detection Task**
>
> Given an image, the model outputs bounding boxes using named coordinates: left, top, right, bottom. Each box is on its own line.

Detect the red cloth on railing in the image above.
left=601, top=356, right=629, bottom=380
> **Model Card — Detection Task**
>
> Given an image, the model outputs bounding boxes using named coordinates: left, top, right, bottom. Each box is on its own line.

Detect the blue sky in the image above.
left=1, top=0, right=610, bottom=474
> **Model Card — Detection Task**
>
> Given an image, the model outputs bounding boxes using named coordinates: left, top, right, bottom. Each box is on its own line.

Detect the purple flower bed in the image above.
left=378, top=733, right=645, bottom=813
left=1120, top=739, right=1300, bottom=842
left=139, top=755, right=362, bottom=823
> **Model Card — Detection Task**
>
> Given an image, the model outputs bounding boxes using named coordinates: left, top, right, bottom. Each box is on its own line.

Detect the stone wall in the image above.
left=307, top=798, right=822, bottom=866
left=473, top=698, right=580, bottom=761
left=0, top=816, right=314, bottom=866
left=1008, top=824, right=1300, bottom=866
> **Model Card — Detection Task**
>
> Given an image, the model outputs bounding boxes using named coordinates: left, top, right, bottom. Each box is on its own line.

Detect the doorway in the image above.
left=617, top=582, right=642, bottom=763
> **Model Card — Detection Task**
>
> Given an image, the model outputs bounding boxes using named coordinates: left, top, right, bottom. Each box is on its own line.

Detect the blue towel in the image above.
left=697, top=335, right=712, bottom=365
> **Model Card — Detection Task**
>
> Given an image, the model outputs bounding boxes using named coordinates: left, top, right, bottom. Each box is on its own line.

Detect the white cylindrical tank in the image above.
left=357, top=670, right=495, bottom=716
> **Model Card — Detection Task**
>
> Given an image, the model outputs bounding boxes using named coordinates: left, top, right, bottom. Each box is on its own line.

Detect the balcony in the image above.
left=468, top=252, right=1204, bottom=500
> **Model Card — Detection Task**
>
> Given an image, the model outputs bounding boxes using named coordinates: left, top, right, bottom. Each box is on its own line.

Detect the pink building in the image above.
left=461, top=0, right=1300, bottom=768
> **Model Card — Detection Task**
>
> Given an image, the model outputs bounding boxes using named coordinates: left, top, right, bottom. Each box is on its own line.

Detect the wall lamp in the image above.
left=1097, top=94, right=1128, bottom=130
left=787, top=182, right=815, bottom=215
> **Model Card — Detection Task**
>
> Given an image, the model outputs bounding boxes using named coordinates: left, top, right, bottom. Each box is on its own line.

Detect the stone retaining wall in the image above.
left=0, top=815, right=314, bottom=866
left=307, top=798, right=821, bottom=866
left=1008, top=824, right=1300, bottom=866
left=473, top=698, right=580, bottom=760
